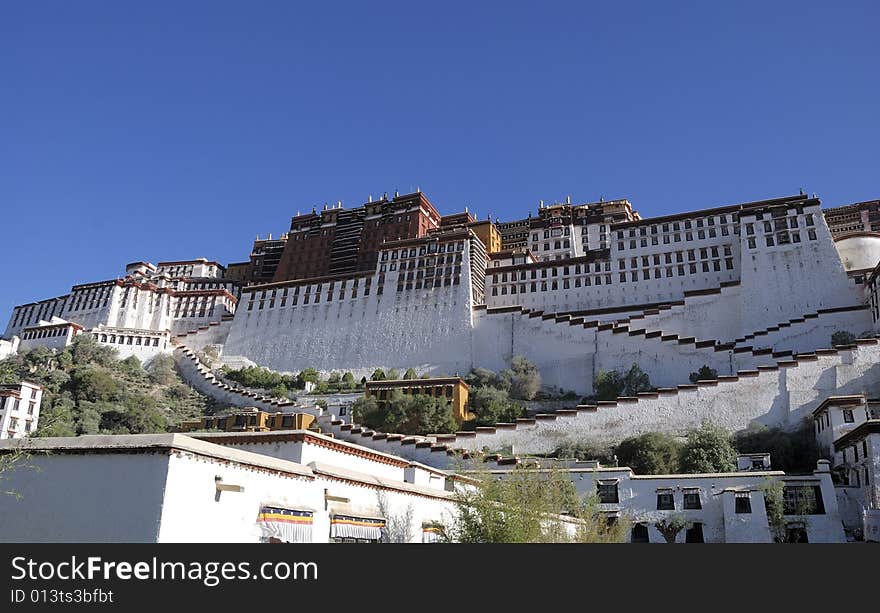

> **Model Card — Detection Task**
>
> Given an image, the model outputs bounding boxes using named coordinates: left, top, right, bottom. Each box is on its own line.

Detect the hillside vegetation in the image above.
left=0, top=337, right=217, bottom=436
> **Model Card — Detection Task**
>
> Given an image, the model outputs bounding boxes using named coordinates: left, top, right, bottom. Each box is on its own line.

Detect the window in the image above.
left=631, top=523, right=649, bottom=543
left=683, top=490, right=702, bottom=510
left=685, top=523, right=704, bottom=543
left=657, top=491, right=675, bottom=510
left=597, top=481, right=619, bottom=503
left=843, top=409, right=854, bottom=423
left=782, top=485, right=825, bottom=515
left=735, top=492, right=752, bottom=513
left=784, top=524, right=809, bottom=543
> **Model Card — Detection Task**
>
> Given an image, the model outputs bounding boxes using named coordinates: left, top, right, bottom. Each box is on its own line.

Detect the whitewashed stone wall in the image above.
left=0, top=435, right=456, bottom=543
left=192, top=431, right=407, bottom=483
left=483, top=465, right=843, bottom=543
left=738, top=205, right=862, bottom=334
left=314, top=340, right=880, bottom=465
left=222, top=242, right=478, bottom=380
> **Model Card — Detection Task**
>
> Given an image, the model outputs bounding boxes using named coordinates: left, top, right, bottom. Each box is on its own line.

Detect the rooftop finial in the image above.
left=566, top=195, right=571, bottom=205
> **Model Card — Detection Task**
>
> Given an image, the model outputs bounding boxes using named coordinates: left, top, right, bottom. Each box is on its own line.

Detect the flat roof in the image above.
left=611, top=194, right=812, bottom=230
left=191, top=429, right=413, bottom=468
left=834, top=419, right=880, bottom=450
left=365, top=377, right=467, bottom=388
left=812, top=395, right=865, bottom=416
left=0, top=433, right=454, bottom=500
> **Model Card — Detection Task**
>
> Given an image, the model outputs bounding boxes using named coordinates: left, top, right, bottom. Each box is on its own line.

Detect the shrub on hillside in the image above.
left=0, top=336, right=213, bottom=436
left=351, top=390, right=456, bottom=435
left=831, top=330, right=856, bottom=346
left=593, top=364, right=652, bottom=401
left=679, top=422, right=737, bottom=473
left=734, top=420, right=824, bottom=474
left=615, top=432, right=683, bottom=475
left=689, top=365, right=718, bottom=384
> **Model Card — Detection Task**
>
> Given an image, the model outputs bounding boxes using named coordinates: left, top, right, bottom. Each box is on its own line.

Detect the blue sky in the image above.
left=1, top=1, right=877, bottom=319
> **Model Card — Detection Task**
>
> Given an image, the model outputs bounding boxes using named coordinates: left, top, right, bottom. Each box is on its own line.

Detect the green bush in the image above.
left=445, top=468, right=630, bottom=543
left=679, top=422, right=737, bottom=473
left=550, top=440, right=616, bottom=465
left=615, top=432, right=682, bottom=475
left=500, top=356, right=542, bottom=401
left=467, top=386, right=525, bottom=427
left=734, top=420, right=824, bottom=474
left=831, top=330, right=856, bottom=346
left=689, top=365, right=718, bottom=384
left=0, top=336, right=214, bottom=436
left=351, top=390, right=456, bottom=435
left=594, top=364, right=652, bottom=400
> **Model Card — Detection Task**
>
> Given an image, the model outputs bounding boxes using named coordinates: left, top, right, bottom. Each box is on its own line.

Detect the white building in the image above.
left=3, top=259, right=241, bottom=358
left=471, top=457, right=845, bottom=543
left=0, top=432, right=458, bottom=543
left=17, top=317, right=84, bottom=353
left=0, top=381, right=42, bottom=439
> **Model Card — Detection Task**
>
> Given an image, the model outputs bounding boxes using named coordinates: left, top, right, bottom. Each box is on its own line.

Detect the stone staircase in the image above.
left=173, top=344, right=319, bottom=416
left=733, top=304, right=872, bottom=354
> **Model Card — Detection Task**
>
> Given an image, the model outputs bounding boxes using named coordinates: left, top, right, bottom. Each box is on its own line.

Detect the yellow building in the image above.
left=179, top=409, right=315, bottom=433
left=468, top=220, right=502, bottom=254
left=364, top=377, right=472, bottom=424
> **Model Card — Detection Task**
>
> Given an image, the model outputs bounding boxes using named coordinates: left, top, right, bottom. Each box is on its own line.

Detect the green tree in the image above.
left=551, top=440, right=616, bottom=465
left=689, top=365, right=718, bottom=384
left=734, top=420, right=823, bottom=474
left=387, top=368, right=400, bottom=380
left=341, top=372, right=356, bottom=389
left=70, top=366, right=121, bottom=402
left=444, top=468, right=630, bottom=543
left=503, top=356, right=541, bottom=401
left=401, top=394, right=457, bottom=434
left=370, top=368, right=386, bottom=381
left=622, top=363, right=652, bottom=396
left=654, top=513, right=688, bottom=543
left=759, top=478, right=786, bottom=542
left=117, top=355, right=143, bottom=377
left=353, top=391, right=456, bottom=435
left=680, top=422, right=737, bottom=473
left=271, top=383, right=289, bottom=399
left=296, top=368, right=320, bottom=388
left=467, top=386, right=524, bottom=427
left=403, top=368, right=417, bottom=380
left=593, top=369, right=624, bottom=401
left=327, top=371, right=341, bottom=386
left=615, top=432, right=682, bottom=475
left=831, top=330, right=856, bottom=346
left=0, top=334, right=212, bottom=437
left=594, top=364, right=652, bottom=400
left=147, top=354, right=178, bottom=386
left=465, top=367, right=500, bottom=388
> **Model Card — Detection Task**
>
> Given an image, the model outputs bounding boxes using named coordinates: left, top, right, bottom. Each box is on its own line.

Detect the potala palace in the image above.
left=2, top=190, right=880, bottom=543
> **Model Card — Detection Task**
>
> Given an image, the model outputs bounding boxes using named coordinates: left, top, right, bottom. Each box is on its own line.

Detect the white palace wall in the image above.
left=218, top=205, right=868, bottom=398
left=738, top=206, right=862, bottom=334
left=222, top=237, right=479, bottom=379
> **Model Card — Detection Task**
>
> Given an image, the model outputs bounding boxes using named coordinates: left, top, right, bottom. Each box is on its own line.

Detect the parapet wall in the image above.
left=315, top=339, right=880, bottom=466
